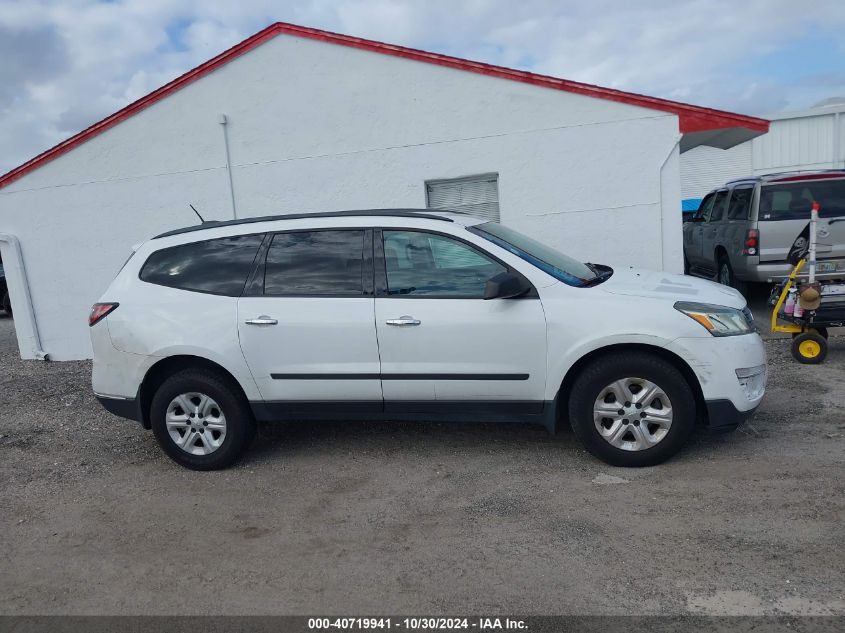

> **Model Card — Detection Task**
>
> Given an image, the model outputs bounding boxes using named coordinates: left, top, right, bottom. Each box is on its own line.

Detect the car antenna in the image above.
left=189, top=204, right=206, bottom=224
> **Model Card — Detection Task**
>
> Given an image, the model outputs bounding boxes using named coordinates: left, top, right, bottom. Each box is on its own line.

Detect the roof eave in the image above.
left=0, top=21, right=770, bottom=190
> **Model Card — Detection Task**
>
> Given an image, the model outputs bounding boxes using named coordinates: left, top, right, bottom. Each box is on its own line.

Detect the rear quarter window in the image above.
left=140, top=234, right=264, bottom=296
left=759, top=179, right=845, bottom=220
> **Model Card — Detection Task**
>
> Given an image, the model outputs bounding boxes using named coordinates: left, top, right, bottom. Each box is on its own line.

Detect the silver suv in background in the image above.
left=682, top=171, right=845, bottom=291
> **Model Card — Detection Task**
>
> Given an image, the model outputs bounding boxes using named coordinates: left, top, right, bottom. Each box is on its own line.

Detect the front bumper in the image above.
left=666, top=332, right=767, bottom=418
left=705, top=399, right=759, bottom=432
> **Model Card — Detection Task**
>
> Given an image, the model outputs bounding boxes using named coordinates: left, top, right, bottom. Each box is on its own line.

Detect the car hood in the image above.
left=598, top=267, right=746, bottom=309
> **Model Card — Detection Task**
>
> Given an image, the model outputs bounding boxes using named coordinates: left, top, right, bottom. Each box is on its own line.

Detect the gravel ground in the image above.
left=0, top=313, right=843, bottom=616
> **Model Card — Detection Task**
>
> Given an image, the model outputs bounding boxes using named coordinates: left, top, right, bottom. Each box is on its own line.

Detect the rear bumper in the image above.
left=95, top=394, right=143, bottom=425
left=741, top=261, right=845, bottom=283
left=706, top=398, right=759, bottom=432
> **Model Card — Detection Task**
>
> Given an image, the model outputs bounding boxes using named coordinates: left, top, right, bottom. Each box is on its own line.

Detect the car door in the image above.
left=700, top=189, right=729, bottom=272
left=237, top=228, right=382, bottom=410
left=373, top=228, right=547, bottom=416
left=724, top=185, right=754, bottom=265
left=684, top=193, right=715, bottom=267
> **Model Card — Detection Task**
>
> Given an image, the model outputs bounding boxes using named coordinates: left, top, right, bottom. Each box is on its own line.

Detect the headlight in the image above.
left=674, top=301, right=754, bottom=337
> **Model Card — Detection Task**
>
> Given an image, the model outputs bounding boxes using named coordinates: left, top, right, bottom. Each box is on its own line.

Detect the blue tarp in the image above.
left=682, top=198, right=702, bottom=212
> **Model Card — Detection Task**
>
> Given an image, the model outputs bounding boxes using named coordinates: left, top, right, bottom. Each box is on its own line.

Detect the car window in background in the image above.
left=727, top=187, right=753, bottom=220
left=264, top=230, right=365, bottom=296
left=140, top=234, right=264, bottom=296
left=383, top=230, right=505, bottom=297
left=709, top=191, right=728, bottom=222
left=696, top=194, right=715, bottom=221
left=759, top=179, right=845, bottom=220
left=469, top=222, right=598, bottom=287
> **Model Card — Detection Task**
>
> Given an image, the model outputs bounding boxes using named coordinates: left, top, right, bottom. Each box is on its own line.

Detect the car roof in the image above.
left=152, top=209, right=484, bottom=240
left=725, top=169, right=845, bottom=187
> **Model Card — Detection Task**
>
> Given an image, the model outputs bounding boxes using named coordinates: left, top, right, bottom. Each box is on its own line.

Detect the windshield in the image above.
left=468, top=222, right=600, bottom=287
left=759, top=178, right=845, bottom=220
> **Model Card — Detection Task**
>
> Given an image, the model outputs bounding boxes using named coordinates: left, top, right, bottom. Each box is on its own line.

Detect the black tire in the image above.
left=150, top=368, right=255, bottom=470
left=791, top=333, right=827, bottom=364
left=717, top=254, right=747, bottom=295
left=1, top=291, right=10, bottom=317
left=567, top=352, right=697, bottom=467
left=683, top=253, right=691, bottom=275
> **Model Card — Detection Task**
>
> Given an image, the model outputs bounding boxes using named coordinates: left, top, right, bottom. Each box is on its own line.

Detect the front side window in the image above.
left=696, top=194, right=715, bottom=221
left=382, top=231, right=506, bottom=297
left=264, top=230, right=365, bottom=295
left=140, top=234, right=264, bottom=296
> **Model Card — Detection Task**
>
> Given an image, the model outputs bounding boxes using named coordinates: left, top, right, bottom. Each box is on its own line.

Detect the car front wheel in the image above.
left=150, top=369, right=255, bottom=470
left=567, top=352, right=696, bottom=467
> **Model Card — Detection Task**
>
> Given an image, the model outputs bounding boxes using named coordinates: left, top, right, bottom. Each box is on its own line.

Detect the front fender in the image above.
left=544, top=332, right=680, bottom=401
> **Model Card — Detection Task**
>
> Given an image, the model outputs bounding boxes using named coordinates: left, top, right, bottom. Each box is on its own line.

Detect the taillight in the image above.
left=89, top=302, right=119, bottom=327
left=743, top=229, right=759, bottom=256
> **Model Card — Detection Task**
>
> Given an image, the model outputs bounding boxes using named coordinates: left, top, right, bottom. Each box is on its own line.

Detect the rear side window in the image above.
left=140, top=234, right=264, bottom=296
left=264, top=230, right=365, bottom=295
left=727, top=187, right=753, bottom=220
left=759, top=179, right=845, bottom=220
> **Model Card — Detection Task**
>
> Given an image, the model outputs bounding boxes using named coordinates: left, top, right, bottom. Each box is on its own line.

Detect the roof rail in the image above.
left=724, top=169, right=845, bottom=187
left=152, top=209, right=455, bottom=239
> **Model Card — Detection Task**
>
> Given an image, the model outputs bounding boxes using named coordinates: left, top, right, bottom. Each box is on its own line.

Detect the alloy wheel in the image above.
left=593, top=377, right=674, bottom=451
left=165, top=392, right=227, bottom=455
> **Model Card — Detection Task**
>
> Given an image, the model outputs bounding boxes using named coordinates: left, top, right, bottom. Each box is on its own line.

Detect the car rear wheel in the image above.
left=567, top=352, right=696, bottom=467
left=1, top=291, right=10, bottom=317
left=717, top=254, right=747, bottom=295
left=150, top=369, right=255, bottom=470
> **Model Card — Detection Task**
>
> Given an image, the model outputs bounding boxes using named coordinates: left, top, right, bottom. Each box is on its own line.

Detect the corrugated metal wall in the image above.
left=681, top=142, right=752, bottom=199
left=752, top=114, right=836, bottom=173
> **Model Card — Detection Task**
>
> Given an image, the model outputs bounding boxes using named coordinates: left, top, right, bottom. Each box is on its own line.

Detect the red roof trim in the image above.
left=0, top=21, right=769, bottom=190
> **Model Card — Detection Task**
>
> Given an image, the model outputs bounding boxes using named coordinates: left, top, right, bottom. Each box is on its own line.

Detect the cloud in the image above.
left=0, top=0, right=844, bottom=174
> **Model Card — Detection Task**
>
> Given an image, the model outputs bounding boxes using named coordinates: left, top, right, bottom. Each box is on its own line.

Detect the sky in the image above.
left=1, top=0, right=845, bottom=174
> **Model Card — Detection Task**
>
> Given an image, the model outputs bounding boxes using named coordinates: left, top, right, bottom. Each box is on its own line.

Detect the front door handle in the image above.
left=245, top=315, right=278, bottom=325
left=386, top=316, right=421, bottom=326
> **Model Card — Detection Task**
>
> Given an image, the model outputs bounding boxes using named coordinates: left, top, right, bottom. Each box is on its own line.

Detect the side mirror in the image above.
left=484, top=272, right=532, bottom=300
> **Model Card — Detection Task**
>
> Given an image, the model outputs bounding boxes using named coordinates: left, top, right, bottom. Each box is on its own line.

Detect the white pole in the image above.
left=808, top=200, right=819, bottom=283
left=219, top=114, right=238, bottom=220
left=0, top=234, right=48, bottom=360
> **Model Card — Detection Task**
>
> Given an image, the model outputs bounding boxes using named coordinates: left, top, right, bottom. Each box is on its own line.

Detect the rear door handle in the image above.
left=386, top=316, right=421, bottom=326
left=245, top=315, right=278, bottom=325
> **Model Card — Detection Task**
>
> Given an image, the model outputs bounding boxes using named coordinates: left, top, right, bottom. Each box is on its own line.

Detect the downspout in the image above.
left=834, top=112, right=841, bottom=169
left=658, top=133, right=683, bottom=271
left=219, top=114, right=238, bottom=219
left=0, top=233, right=48, bottom=360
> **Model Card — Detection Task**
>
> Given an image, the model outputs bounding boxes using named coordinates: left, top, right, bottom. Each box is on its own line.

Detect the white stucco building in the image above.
left=0, top=22, right=767, bottom=360
left=681, top=100, right=845, bottom=210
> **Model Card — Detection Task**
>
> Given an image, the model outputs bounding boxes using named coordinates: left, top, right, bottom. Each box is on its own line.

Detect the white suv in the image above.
left=91, top=210, right=766, bottom=470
